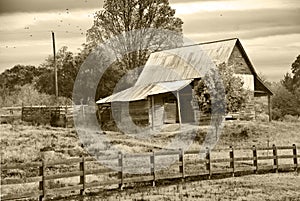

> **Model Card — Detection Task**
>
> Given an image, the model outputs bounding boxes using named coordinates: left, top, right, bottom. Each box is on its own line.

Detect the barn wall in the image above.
left=129, top=100, right=149, bottom=126
left=179, top=86, right=195, bottom=123
left=238, top=91, right=255, bottom=120
left=228, top=45, right=255, bottom=120
left=228, top=45, right=252, bottom=74
left=149, top=94, right=166, bottom=130
left=107, top=100, right=150, bottom=129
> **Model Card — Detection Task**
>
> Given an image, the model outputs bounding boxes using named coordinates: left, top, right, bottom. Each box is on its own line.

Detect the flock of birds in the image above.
left=3, top=0, right=96, bottom=49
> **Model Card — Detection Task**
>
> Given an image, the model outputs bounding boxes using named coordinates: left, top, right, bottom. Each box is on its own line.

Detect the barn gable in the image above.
left=228, top=45, right=252, bottom=74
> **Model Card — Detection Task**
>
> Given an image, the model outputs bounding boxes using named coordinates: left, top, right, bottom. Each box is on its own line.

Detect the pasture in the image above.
left=1, top=120, right=299, bottom=200
left=63, top=172, right=300, bottom=201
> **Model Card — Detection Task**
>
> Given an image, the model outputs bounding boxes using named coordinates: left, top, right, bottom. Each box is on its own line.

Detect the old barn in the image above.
left=96, top=38, right=273, bottom=129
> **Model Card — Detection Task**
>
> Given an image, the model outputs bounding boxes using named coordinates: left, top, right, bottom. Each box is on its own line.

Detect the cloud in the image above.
left=0, top=9, right=96, bottom=43
left=172, top=0, right=300, bottom=14
left=0, top=0, right=299, bottom=81
left=0, top=0, right=103, bottom=14
left=182, top=8, right=300, bottom=36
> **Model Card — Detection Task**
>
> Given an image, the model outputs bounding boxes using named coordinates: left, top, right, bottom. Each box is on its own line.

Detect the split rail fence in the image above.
left=1, top=144, right=299, bottom=201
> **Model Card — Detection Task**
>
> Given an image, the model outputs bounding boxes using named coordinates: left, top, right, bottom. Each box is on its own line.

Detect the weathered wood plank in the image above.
left=1, top=176, right=42, bottom=185
left=1, top=191, right=43, bottom=201
left=46, top=184, right=83, bottom=195
left=45, top=171, right=83, bottom=180
left=2, top=162, right=42, bottom=170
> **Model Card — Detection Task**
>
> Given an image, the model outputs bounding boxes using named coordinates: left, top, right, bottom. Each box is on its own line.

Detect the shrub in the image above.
left=272, top=108, right=283, bottom=121
left=224, top=123, right=257, bottom=140
left=256, top=113, right=269, bottom=122
left=282, top=114, right=299, bottom=122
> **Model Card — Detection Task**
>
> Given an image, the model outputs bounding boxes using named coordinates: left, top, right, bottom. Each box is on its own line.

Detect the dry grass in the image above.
left=1, top=120, right=299, bottom=200
left=64, top=172, right=300, bottom=201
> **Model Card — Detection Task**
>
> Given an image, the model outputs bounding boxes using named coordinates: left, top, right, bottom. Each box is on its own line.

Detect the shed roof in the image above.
left=135, top=38, right=237, bottom=86
left=96, top=79, right=192, bottom=103
left=135, top=38, right=272, bottom=95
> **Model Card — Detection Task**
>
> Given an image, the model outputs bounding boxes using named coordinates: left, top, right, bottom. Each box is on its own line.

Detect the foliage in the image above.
left=194, top=63, right=250, bottom=114
left=282, top=114, right=299, bottom=122
left=281, top=73, right=294, bottom=93
left=255, top=113, right=269, bottom=122
left=270, top=82, right=300, bottom=120
left=0, top=64, right=41, bottom=91
left=35, top=46, right=80, bottom=99
left=273, top=55, right=300, bottom=119
left=85, top=0, right=183, bottom=100
left=281, top=54, right=300, bottom=94
left=0, top=65, right=43, bottom=106
left=0, top=84, right=71, bottom=107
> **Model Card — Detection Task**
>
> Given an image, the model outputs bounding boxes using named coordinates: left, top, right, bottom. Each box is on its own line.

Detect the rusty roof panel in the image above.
left=136, top=39, right=237, bottom=86
left=96, top=80, right=192, bottom=103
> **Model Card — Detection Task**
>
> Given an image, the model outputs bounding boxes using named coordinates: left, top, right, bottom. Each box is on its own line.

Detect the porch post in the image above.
left=268, top=94, right=272, bottom=122
left=176, top=91, right=182, bottom=128
left=151, top=96, right=155, bottom=130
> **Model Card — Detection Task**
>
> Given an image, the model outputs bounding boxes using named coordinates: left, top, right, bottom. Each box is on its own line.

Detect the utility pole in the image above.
left=52, top=31, right=58, bottom=100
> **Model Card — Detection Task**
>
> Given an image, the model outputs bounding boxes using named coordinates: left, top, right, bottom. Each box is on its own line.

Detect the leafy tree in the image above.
left=270, top=83, right=300, bottom=119
left=0, top=65, right=42, bottom=106
left=281, top=72, right=294, bottom=93
left=291, top=55, right=300, bottom=81
left=282, top=55, right=300, bottom=94
left=194, top=63, right=250, bottom=114
left=86, top=0, right=183, bottom=101
left=36, top=46, right=79, bottom=99
left=0, top=84, right=71, bottom=107
left=0, top=64, right=40, bottom=91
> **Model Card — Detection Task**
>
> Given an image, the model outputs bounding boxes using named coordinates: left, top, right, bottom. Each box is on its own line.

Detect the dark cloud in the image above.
left=0, top=0, right=104, bottom=14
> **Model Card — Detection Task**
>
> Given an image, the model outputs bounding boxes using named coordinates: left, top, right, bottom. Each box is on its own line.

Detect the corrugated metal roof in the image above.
left=97, top=80, right=192, bottom=103
left=135, top=38, right=237, bottom=86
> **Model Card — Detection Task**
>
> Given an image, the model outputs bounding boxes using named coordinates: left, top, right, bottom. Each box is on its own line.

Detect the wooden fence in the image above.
left=1, top=144, right=299, bottom=201
left=1, top=105, right=88, bottom=126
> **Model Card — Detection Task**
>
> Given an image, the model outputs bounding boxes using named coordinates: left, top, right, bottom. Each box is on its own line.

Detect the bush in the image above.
left=50, top=113, right=66, bottom=127
left=272, top=108, right=283, bottom=121
left=282, top=114, right=299, bottom=122
left=256, top=113, right=269, bottom=122
left=224, top=123, right=257, bottom=140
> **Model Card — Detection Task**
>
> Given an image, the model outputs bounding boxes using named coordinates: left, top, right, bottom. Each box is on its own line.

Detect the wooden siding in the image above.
left=228, top=45, right=252, bottom=74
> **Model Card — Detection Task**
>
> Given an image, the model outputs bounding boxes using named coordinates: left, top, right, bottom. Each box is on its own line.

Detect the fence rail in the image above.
left=1, top=144, right=299, bottom=201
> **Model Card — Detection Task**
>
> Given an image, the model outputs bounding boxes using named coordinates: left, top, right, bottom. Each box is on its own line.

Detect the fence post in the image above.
left=230, top=146, right=235, bottom=177
left=80, top=157, right=85, bottom=195
left=150, top=151, right=155, bottom=186
left=253, top=145, right=258, bottom=174
left=118, top=151, right=123, bottom=190
left=206, top=147, right=211, bottom=179
left=21, top=103, right=24, bottom=121
left=273, top=144, right=278, bottom=173
left=293, top=144, right=298, bottom=172
left=179, top=148, right=185, bottom=181
left=39, top=160, right=46, bottom=201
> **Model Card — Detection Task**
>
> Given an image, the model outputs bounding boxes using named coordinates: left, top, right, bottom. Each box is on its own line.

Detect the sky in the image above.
left=0, top=0, right=299, bottom=81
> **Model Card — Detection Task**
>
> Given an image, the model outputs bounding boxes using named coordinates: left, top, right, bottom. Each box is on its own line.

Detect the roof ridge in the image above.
left=182, top=37, right=239, bottom=48
left=155, top=38, right=239, bottom=53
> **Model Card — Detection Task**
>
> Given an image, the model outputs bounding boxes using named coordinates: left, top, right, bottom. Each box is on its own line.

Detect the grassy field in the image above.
left=62, top=172, right=300, bottom=201
left=1, top=120, right=299, bottom=165
left=1, top=120, right=299, bottom=200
